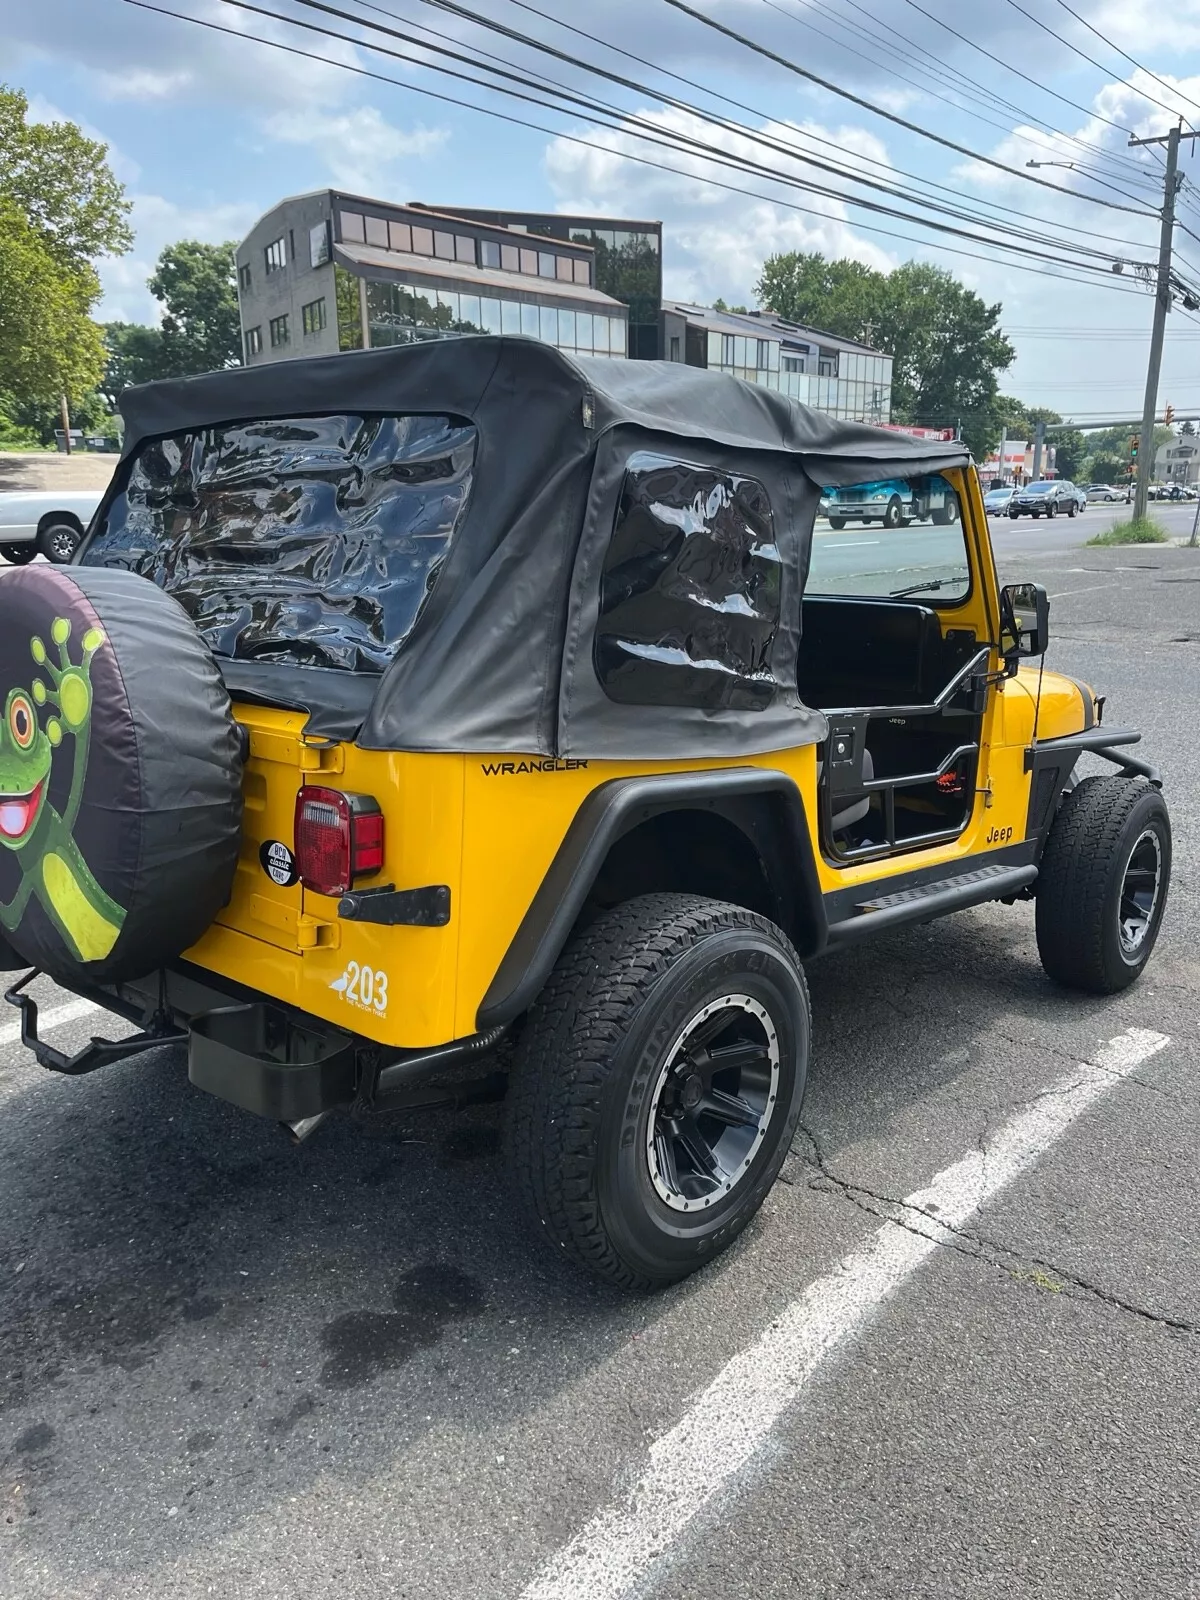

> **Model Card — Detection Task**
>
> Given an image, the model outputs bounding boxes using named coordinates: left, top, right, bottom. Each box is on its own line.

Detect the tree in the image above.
left=0, top=194, right=106, bottom=411
left=0, top=85, right=131, bottom=271
left=0, top=86, right=129, bottom=415
left=754, top=252, right=1014, bottom=458
left=100, top=322, right=173, bottom=404
left=150, top=239, right=241, bottom=375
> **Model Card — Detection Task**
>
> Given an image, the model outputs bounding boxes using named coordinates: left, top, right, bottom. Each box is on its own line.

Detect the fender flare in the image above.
left=475, top=766, right=826, bottom=1030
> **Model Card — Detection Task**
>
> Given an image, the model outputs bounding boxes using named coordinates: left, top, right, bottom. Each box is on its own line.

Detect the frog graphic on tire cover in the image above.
left=0, top=617, right=126, bottom=961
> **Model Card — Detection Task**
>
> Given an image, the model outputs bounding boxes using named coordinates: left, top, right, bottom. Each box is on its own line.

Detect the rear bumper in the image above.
left=5, top=962, right=503, bottom=1122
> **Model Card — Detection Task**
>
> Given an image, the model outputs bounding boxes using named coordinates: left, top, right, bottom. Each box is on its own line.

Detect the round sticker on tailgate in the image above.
left=260, top=840, right=298, bottom=887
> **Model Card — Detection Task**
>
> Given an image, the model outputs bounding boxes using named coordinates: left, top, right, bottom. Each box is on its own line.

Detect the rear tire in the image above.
left=1036, top=776, right=1171, bottom=993
left=506, top=894, right=810, bottom=1291
left=0, top=543, right=36, bottom=565
left=1066, top=500, right=1077, bottom=518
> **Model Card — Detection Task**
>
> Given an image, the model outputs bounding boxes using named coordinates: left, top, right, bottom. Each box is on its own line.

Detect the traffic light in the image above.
left=1165, top=404, right=1175, bottom=425
left=1130, top=434, right=1140, bottom=460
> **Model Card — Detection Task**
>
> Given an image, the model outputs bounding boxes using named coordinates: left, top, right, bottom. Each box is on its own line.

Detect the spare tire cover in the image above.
left=0, top=564, right=242, bottom=984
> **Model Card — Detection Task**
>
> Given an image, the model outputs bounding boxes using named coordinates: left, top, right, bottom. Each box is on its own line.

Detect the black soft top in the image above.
left=100, top=338, right=971, bottom=758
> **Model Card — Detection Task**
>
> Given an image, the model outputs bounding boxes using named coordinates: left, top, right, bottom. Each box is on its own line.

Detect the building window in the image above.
left=302, top=298, right=326, bottom=335
left=389, top=219, right=412, bottom=252
left=556, top=255, right=574, bottom=281
left=264, top=237, right=286, bottom=274
left=669, top=335, right=681, bottom=362
left=310, top=222, right=330, bottom=268
left=538, top=251, right=556, bottom=279
left=434, top=230, right=456, bottom=260
left=818, top=357, right=835, bottom=376
left=721, top=334, right=736, bottom=366
left=364, top=215, right=388, bottom=249
left=412, top=226, right=434, bottom=257
left=455, top=235, right=476, bottom=264
left=269, top=314, right=289, bottom=348
left=519, top=247, right=538, bottom=276
left=245, top=325, right=263, bottom=358
left=480, top=240, right=501, bottom=269
left=237, top=262, right=251, bottom=292
left=500, top=243, right=520, bottom=272
left=573, top=259, right=590, bottom=286
left=756, top=339, right=770, bottom=369
left=339, top=210, right=365, bottom=244
left=782, top=355, right=806, bottom=373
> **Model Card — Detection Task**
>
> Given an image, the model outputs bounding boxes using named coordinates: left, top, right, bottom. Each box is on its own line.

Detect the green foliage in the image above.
left=1084, top=451, right=1131, bottom=484
left=0, top=85, right=132, bottom=273
left=712, top=297, right=749, bottom=314
left=100, top=322, right=172, bottom=404
left=0, top=193, right=107, bottom=411
left=1086, top=515, right=1169, bottom=545
left=4, top=386, right=117, bottom=446
left=150, top=239, right=241, bottom=375
left=754, top=252, right=1014, bottom=458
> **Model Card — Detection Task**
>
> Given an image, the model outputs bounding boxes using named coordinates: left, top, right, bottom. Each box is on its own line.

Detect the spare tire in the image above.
left=0, top=564, right=242, bottom=985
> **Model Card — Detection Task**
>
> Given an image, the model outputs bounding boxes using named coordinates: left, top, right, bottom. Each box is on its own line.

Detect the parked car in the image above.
left=0, top=341, right=1171, bottom=1292
left=1162, top=482, right=1197, bottom=500
left=983, top=486, right=1014, bottom=515
left=1086, top=484, right=1121, bottom=502
left=0, top=490, right=102, bottom=564
left=1007, top=480, right=1081, bottom=518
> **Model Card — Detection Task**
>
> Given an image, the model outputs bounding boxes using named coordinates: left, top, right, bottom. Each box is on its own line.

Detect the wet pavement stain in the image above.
left=186, top=1430, right=217, bottom=1454
left=13, top=1422, right=53, bottom=1454
left=318, top=1261, right=484, bottom=1390
left=439, top=1125, right=501, bottom=1164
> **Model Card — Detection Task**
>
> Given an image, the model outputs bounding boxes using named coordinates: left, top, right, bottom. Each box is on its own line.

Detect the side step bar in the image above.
left=827, top=862, right=1038, bottom=946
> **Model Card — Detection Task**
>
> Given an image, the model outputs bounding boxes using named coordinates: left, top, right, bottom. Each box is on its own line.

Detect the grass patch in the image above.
left=1086, top=514, right=1170, bottom=546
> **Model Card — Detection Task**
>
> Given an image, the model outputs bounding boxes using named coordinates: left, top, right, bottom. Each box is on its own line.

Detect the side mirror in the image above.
left=1000, top=581, right=1050, bottom=667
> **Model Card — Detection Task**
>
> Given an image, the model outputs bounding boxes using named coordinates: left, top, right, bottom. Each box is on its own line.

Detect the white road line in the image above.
left=521, top=1026, right=1171, bottom=1600
left=0, top=995, right=98, bottom=1048
left=823, top=539, right=880, bottom=548
left=1048, top=582, right=1120, bottom=599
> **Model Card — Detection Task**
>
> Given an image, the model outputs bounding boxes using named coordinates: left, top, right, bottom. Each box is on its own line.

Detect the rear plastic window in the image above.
left=85, top=412, right=476, bottom=672
left=595, top=452, right=782, bottom=711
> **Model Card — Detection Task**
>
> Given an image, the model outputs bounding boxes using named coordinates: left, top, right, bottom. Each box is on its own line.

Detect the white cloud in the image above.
left=261, top=106, right=448, bottom=195
left=545, top=106, right=898, bottom=307
left=97, top=194, right=259, bottom=325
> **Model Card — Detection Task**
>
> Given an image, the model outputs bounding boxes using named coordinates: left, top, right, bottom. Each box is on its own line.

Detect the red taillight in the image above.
left=294, top=787, right=384, bottom=897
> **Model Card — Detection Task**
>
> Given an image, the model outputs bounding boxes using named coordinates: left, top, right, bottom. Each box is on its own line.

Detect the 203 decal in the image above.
left=330, top=960, right=388, bottom=1014
left=985, top=824, right=1014, bottom=845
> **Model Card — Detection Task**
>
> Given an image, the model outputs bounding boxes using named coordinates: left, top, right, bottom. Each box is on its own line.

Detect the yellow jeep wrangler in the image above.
left=0, top=339, right=1171, bottom=1291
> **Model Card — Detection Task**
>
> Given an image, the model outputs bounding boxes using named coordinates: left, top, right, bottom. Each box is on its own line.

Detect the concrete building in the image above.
left=659, top=303, right=893, bottom=422
left=234, top=190, right=629, bottom=367
left=416, top=207, right=663, bottom=359
left=1156, top=435, right=1200, bottom=485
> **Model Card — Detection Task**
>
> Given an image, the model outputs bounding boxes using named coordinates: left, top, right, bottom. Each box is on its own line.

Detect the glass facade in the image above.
left=337, top=208, right=589, bottom=285
left=703, top=330, right=891, bottom=422
left=338, top=267, right=627, bottom=358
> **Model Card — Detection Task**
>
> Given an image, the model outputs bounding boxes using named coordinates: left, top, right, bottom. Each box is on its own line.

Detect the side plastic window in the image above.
left=595, top=452, right=782, bottom=710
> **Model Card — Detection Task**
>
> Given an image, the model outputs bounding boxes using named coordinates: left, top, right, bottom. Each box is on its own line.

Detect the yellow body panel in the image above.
left=183, top=464, right=1094, bottom=1051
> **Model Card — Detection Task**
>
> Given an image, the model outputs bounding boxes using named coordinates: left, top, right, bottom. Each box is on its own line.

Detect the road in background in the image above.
left=0, top=547, right=1196, bottom=1600
left=0, top=453, right=116, bottom=495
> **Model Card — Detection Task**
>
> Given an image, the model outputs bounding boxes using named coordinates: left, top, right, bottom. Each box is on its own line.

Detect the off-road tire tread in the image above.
left=1036, top=774, right=1163, bottom=992
left=506, top=893, right=808, bottom=1292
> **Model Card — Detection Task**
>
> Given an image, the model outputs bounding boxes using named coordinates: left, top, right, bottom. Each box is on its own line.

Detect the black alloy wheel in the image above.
left=38, top=519, right=80, bottom=563
left=0, top=544, right=37, bottom=566
left=1036, top=775, right=1171, bottom=993
left=506, top=894, right=810, bottom=1290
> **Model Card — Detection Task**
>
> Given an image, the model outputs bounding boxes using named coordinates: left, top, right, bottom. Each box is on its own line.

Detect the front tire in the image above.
left=506, top=895, right=810, bottom=1291
left=1036, top=776, right=1171, bottom=993
left=882, top=496, right=904, bottom=530
left=0, top=543, right=37, bottom=565
left=828, top=515, right=846, bottom=530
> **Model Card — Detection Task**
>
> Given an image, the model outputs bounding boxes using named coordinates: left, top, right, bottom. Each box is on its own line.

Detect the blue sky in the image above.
left=5, top=0, right=1200, bottom=422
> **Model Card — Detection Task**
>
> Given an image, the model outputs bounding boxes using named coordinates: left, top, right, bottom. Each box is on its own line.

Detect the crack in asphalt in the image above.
left=792, top=1123, right=1198, bottom=1338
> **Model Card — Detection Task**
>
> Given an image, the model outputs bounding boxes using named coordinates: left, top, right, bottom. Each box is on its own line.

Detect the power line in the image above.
left=758, top=0, right=1158, bottom=205
left=658, top=0, right=1157, bottom=216
left=215, top=0, right=1160, bottom=281
left=1000, top=0, right=1198, bottom=127
left=423, top=0, right=1162, bottom=246
left=123, top=0, right=1162, bottom=303
left=1052, top=0, right=1200, bottom=119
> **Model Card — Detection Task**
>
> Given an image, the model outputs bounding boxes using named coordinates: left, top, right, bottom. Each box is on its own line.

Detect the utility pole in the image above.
left=1129, top=122, right=1193, bottom=521
left=1031, top=418, right=1045, bottom=481
left=998, top=424, right=1007, bottom=483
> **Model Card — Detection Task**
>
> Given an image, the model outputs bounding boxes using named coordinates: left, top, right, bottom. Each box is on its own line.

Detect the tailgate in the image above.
left=216, top=702, right=341, bottom=955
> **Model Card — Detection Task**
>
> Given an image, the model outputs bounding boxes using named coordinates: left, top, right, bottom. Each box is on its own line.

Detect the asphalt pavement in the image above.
left=0, top=535, right=1197, bottom=1599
